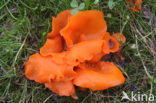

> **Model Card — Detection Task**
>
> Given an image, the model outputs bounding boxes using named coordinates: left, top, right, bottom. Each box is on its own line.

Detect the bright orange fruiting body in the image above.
left=25, top=10, right=126, bottom=99
left=127, top=0, right=142, bottom=13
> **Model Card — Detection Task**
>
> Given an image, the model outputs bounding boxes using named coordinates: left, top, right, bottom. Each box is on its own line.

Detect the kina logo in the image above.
left=121, top=91, right=155, bottom=102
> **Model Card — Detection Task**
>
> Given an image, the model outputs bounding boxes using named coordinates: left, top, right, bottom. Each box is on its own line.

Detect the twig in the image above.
left=43, top=95, right=53, bottom=103
left=135, top=34, right=153, bottom=80
left=12, top=33, right=28, bottom=74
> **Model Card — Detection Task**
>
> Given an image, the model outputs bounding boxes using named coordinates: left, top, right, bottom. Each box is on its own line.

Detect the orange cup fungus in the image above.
left=127, top=0, right=142, bottom=13
left=25, top=10, right=126, bottom=99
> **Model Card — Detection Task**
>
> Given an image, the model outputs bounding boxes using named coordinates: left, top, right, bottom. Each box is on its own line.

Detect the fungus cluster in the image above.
left=127, top=0, right=142, bottom=12
left=25, top=10, right=126, bottom=99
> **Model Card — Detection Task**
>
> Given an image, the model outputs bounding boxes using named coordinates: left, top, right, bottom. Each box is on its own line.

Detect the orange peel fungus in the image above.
left=25, top=10, right=126, bottom=99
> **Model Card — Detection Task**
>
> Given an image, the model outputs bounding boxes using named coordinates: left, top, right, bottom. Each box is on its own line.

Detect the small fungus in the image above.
left=127, top=0, right=142, bottom=13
